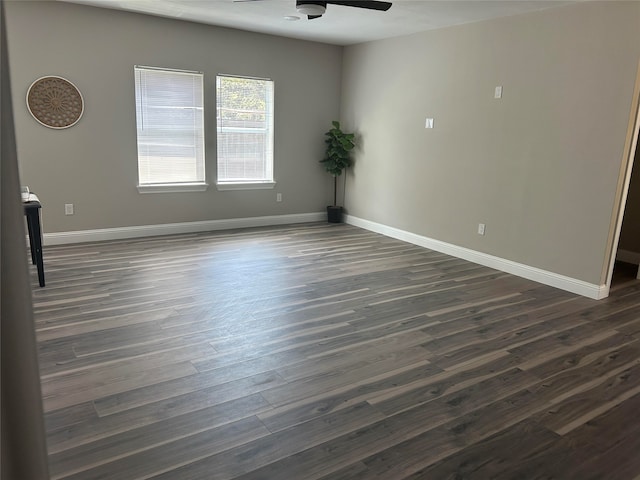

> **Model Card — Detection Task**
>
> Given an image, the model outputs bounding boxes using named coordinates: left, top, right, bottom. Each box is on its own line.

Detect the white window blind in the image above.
left=216, top=75, right=274, bottom=184
left=135, top=66, right=205, bottom=186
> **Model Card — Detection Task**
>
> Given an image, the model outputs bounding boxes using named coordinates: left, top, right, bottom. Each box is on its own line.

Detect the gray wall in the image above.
left=340, top=1, right=640, bottom=286
left=5, top=1, right=342, bottom=232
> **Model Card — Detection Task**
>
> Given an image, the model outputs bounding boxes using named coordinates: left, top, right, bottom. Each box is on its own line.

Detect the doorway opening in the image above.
left=604, top=60, right=640, bottom=295
left=612, top=139, right=640, bottom=289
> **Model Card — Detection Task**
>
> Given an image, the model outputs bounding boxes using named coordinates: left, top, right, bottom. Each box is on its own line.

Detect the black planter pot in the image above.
left=327, top=205, right=344, bottom=224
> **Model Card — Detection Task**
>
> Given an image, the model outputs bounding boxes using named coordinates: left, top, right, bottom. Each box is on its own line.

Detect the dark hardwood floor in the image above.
left=31, top=223, right=640, bottom=479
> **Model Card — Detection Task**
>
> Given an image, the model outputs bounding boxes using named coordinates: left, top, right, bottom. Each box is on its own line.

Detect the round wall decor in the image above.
left=26, top=76, right=84, bottom=129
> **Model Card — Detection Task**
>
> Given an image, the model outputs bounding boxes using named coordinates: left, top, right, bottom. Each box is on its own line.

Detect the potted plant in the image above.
left=320, top=120, right=356, bottom=223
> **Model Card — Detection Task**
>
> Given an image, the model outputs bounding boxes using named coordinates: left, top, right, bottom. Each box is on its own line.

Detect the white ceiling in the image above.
left=58, top=0, right=578, bottom=45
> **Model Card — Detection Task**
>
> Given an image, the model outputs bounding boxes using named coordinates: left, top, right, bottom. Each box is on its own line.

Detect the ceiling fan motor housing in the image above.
left=296, top=1, right=327, bottom=16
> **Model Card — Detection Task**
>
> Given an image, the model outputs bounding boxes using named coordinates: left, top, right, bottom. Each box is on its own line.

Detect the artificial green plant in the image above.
left=320, top=120, right=356, bottom=206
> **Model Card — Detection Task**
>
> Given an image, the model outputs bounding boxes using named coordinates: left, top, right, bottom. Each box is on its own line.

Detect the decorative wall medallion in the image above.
left=26, top=76, right=84, bottom=129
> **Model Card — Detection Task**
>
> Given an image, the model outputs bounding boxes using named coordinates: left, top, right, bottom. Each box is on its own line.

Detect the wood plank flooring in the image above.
left=31, top=223, right=640, bottom=479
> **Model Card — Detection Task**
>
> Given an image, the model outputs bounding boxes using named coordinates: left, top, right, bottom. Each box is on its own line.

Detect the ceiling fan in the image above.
left=235, top=1, right=393, bottom=20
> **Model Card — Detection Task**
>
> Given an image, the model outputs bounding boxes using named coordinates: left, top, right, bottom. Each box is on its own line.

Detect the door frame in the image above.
left=603, top=59, right=640, bottom=293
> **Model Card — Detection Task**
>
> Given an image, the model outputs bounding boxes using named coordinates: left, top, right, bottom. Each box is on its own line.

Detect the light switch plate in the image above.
left=494, top=86, right=503, bottom=99
left=425, top=118, right=434, bottom=129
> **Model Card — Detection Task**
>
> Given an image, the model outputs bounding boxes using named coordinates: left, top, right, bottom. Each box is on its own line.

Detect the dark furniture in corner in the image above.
left=24, top=200, right=45, bottom=287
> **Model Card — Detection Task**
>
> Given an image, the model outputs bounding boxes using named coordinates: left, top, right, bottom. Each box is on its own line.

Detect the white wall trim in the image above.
left=616, top=249, right=640, bottom=265
left=43, top=212, right=325, bottom=246
left=137, top=183, right=209, bottom=194
left=345, top=214, right=609, bottom=300
left=42, top=211, right=610, bottom=299
left=216, top=182, right=276, bottom=191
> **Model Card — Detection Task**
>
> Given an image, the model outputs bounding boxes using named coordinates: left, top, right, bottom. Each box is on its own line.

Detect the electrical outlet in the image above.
left=478, top=223, right=486, bottom=235
left=65, top=203, right=74, bottom=215
left=276, top=193, right=282, bottom=202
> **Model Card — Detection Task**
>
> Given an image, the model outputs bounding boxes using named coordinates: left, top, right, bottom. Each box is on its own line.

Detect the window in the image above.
left=134, top=66, right=206, bottom=192
left=216, top=75, right=274, bottom=189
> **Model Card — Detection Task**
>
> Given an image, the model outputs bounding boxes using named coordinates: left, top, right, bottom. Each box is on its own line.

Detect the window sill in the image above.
left=216, top=182, right=276, bottom=191
left=137, top=183, right=209, bottom=194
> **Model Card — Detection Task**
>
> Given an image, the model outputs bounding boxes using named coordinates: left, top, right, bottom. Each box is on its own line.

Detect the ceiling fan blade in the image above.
left=327, top=0, right=391, bottom=11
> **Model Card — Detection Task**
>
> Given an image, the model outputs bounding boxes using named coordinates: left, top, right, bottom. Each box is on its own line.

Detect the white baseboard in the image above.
left=616, top=249, right=640, bottom=265
left=41, top=212, right=609, bottom=300
left=345, top=214, right=609, bottom=300
left=43, top=212, right=325, bottom=246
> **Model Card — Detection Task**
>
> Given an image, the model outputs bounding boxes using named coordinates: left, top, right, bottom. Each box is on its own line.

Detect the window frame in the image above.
left=134, top=65, right=208, bottom=194
left=215, top=74, right=276, bottom=190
